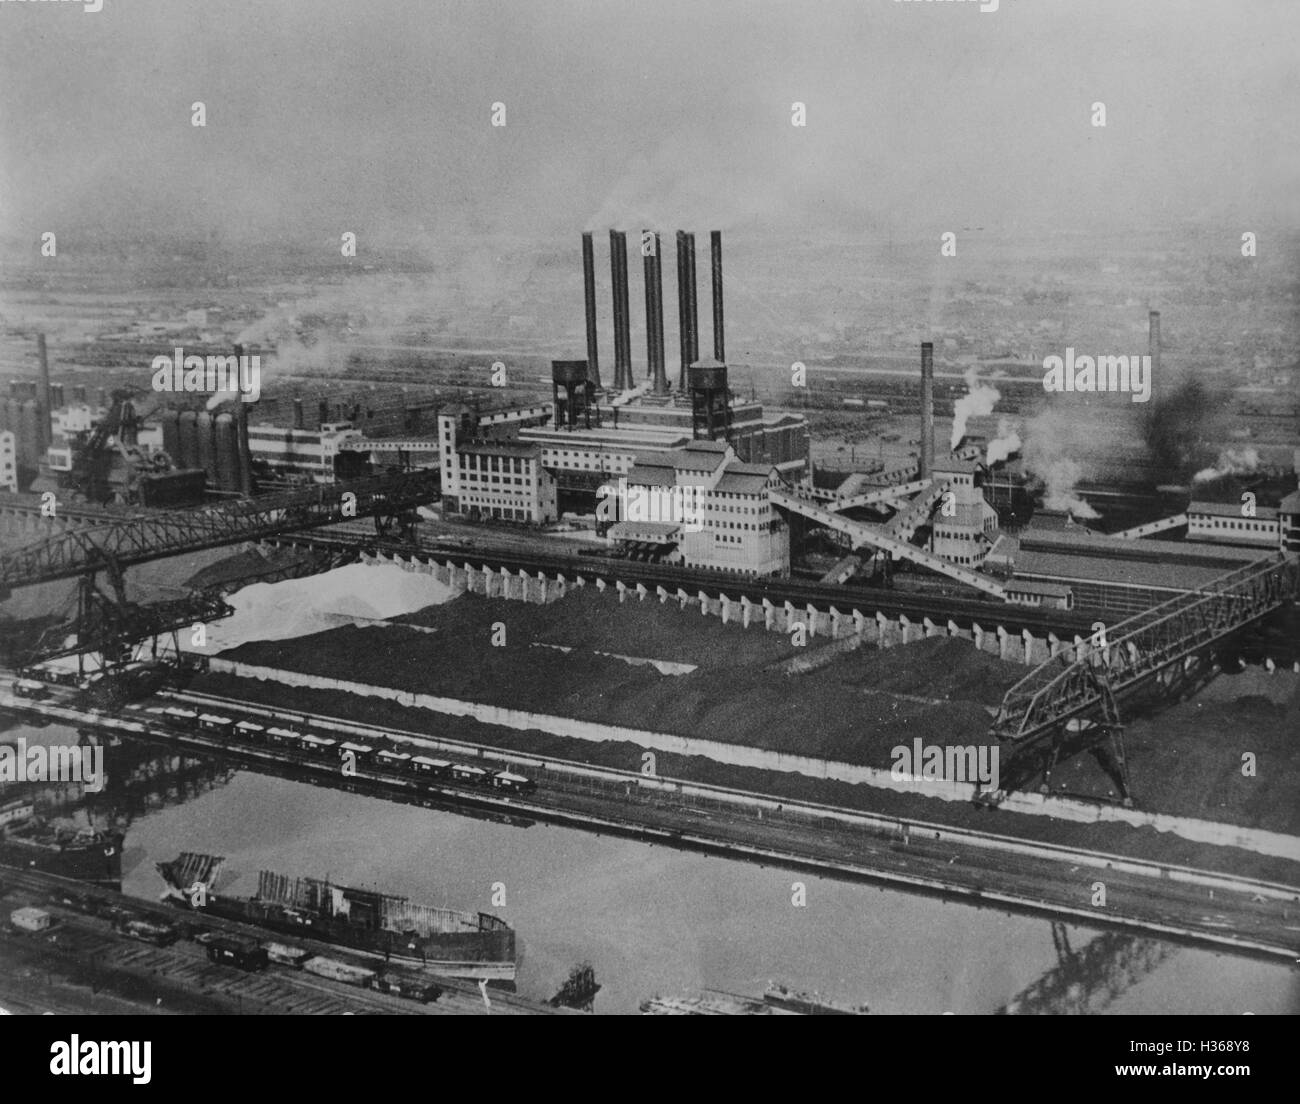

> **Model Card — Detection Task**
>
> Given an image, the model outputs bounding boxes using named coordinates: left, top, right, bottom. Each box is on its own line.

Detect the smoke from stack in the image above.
left=985, top=417, right=1023, bottom=466
left=643, top=231, right=667, bottom=394
left=710, top=231, right=724, bottom=363
left=582, top=232, right=601, bottom=388
left=950, top=366, right=1001, bottom=449
left=920, top=342, right=935, bottom=480
left=609, top=230, right=632, bottom=390
left=1193, top=447, right=1259, bottom=484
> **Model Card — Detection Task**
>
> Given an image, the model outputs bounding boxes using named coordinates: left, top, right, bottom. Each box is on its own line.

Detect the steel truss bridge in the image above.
left=990, top=553, right=1299, bottom=801
left=0, top=470, right=441, bottom=597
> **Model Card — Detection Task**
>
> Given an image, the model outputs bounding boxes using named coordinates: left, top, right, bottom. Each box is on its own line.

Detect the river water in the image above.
left=4, top=720, right=1293, bottom=1015
left=6, top=560, right=1298, bottom=1013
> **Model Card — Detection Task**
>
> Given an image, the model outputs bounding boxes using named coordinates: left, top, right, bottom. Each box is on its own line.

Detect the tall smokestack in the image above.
left=710, top=231, right=724, bottom=362
left=582, top=232, right=602, bottom=388
left=643, top=231, right=667, bottom=394
left=233, top=344, right=253, bottom=495
left=676, top=231, right=689, bottom=387
left=610, top=230, right=632, bottom=390
left=684, top=232, right=699, bottom=371
left=920, top=342, right=935, bottom=481
left=36, top=333, right=52, bottom=449
left=1148, top=309, right=1161, bottom=387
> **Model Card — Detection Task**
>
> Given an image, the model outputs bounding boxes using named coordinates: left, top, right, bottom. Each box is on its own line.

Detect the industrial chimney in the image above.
left=582, top=232, right=602, bottom=389
left=676, top=231, right=699, bottom=386
left=710, top=231, right=724, bottom=363
left=609, top=230, right=633, bottom=390
left=36, top=333, right=52, bottom=450
left=1148, top=309, right=1161, bottom=386
left=920, top=342, right=935, bottom=481
left=643, top=231, right=667, bottom=394
left=684, top=232, right=699, bottom=371
left=233, top=344, right=253, bottom=496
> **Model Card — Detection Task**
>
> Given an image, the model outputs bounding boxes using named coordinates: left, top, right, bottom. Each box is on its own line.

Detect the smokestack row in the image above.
left=583, top=228, right=723, bottom=394
left=920, top=342, right=935, bottom=481
left=643, top=232, right=667, bottom=394
left=609, top=230, right=633, bottom=390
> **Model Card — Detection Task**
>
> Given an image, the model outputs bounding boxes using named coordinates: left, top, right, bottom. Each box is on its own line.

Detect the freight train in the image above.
left=135, top=703, right=539, bottom=795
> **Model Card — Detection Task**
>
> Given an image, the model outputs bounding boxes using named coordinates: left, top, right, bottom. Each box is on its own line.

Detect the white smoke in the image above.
left=1039, top=456, right=1100, bottom=519
left=1192, top=446, right=1259, bottom=484
left=1020, top=407, right=1101, bottom=519
left=951, top=366, right=1000, bottom=449
left=985, top=417, right=1022, bottom=467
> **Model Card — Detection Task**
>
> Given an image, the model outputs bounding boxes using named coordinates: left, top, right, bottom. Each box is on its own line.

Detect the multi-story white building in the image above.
left=607, top=440, right=790, bottom=577
left=244, top=421, right=366, bottom=482
left=1186, top=500, right=1280, bottom=549
left=452, top=438, right=557, bottom=523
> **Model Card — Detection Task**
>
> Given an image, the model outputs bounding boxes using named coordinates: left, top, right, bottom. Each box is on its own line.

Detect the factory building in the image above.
left=1186, top=499, right=1281, bottom=549
left=452, top=438, right=557, bottom=524
left=606, top=440, right=790, bottom=578
left=1000, top=527, right=1262, bottom=618
left=0, top=431, right=17, bottom=493
left=928, top=457, right=1000, bottom=567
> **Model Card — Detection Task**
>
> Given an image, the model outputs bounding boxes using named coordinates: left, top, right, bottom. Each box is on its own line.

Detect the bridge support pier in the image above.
left=806, top=604, right=819, bottom=637
left=762, top=598, right=776, bottom=629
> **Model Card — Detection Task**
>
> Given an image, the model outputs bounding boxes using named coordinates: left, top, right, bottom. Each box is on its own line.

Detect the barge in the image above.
left=156, top=851, right=515, bottom=980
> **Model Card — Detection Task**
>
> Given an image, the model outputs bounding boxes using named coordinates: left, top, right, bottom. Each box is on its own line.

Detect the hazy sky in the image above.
left=2, top=0, right=1298, bottom=247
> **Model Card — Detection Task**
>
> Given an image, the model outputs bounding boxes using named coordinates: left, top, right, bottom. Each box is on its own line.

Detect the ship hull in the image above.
left=164, top=894, right=516, bottom=980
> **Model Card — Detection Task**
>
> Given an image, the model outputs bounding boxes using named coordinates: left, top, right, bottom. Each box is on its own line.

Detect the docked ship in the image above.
left=0, top=806, right=123, bottom=889
left=156, top=852, right=516, bottom=980
left=641, top=983, right=869, bottom=1016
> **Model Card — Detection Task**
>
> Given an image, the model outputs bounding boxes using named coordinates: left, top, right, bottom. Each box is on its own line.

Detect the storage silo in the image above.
left=177, top=410, right=200, bottom=469
left=196, top=411, right=216, bottom=480
left=215, top=412, right=240, bottom=491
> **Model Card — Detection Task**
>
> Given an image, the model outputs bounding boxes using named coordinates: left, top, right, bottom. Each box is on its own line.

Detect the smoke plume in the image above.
left=1193, top=446, right=1260, bottom=484
left=951, top=366, right=1000, bottom=449
left=985, top=417, right=1022, bottom=467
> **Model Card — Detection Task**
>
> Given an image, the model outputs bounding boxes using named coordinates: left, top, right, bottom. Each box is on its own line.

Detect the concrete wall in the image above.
left=362, top=551, right=1062, bottom=665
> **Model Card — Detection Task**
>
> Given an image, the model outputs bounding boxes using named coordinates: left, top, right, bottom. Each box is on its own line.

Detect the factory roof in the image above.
left=457, top=439, right=541, bottom=457
left=1189, top=500, right=1279, bottom=520
left=608, top=520, right=681, bottom=543
left=1018, top=525, right=1258, bottom=567
left=715, top=463, right=774, bottom=494
left=623, top=463, right=677, bottom=488
left=1006, top=578, right=1074, bottom=598
left=1014, top=548, right=1267, bottom=594
left=931, top=457, right=981, bottom=475
left=672, top=441, right=730, bottom=472
left=1281, top=490, right=1300, bottom=514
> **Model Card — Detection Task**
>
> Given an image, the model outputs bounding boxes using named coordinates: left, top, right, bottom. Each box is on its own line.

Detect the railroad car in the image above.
left=197, top=712, right=234, bottom=734
left=410, top=755, right=452, bottom=778
left=489, top=770, right=537, bottom=795
left=206, top=936, right=269, bottom=972
left=12, top=678, right=50, bottom=700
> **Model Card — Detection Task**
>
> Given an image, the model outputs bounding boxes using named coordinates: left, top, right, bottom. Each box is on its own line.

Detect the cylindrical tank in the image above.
left=72, top=385, right=87, bottom=403
left=319, top=399, right=329, bottom=427
left=159, top=408, right=181, bottom=461
left=215, top=412, right=240, bottom=491
left=96, top=388, right=108, bottom=409
left=196, top=411, right=216, bottom=480
left=293, top=398, right=305, bottom=430
left=688, top=362, right=728, bottom=392
left=177, top=411, right=200, bottom=469
left=49, top=383, right=65, bottom=410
